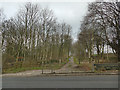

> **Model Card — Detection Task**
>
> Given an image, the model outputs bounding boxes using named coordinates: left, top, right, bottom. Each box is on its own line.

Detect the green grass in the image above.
left=73, top=57, right=78, bottom=64
left=3, top=67, right=42, bottom=74
left=74, top=53, right=117, bottom=64
left=3, top=61, right=68, bottom=74
left=93, top=53, right=118, bottom=63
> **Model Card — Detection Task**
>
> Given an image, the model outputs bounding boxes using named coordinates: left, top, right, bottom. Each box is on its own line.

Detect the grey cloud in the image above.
left=0, top=2, right=89, bottom=41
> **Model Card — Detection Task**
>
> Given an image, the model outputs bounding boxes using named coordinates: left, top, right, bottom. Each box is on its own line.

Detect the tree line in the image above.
left=0, top=3, right=72, bottom=70
left=0, top=2, right=119, bottom=71
left=74, top=2, right=119, bottom=63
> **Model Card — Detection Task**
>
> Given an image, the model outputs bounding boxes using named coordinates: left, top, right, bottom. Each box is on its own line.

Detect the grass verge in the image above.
left=3, top=62, right=67, bottom=74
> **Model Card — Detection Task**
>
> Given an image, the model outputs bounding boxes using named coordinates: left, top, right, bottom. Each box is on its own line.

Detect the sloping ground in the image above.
left=55, top=57, right=78, bottom=73
left=2, top=57, right=79, bottom=77
left=2, top=70, right=51, bottom=77
left=2, top=57, right=118, bottom=77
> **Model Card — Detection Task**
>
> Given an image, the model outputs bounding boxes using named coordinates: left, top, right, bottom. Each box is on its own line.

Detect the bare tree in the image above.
left=88, top=2, right=119, bottom=61
left=2, top=3, right=73, bottom=72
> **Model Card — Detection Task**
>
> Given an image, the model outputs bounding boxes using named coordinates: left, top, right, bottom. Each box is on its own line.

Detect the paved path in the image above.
left=2, top=75, right=118, bottom=88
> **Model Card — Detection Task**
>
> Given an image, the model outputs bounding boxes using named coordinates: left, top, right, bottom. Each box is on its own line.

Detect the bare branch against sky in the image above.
left=0, top=2, right=90, bottom=41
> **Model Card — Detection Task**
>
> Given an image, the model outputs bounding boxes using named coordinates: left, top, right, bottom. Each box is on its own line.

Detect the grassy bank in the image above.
left=3, top=61, right=68, bottom=74
left=73, top=53, right=118, bottom=72
left=74, top=53, right=118, bottom=64
left=73, top=57, right=92, bottom=71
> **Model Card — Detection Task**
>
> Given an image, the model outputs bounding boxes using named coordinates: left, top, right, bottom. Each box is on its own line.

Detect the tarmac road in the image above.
left=2, top=75, right=118, bottom=88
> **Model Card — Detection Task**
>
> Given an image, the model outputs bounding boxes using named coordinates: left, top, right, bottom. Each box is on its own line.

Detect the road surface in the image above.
left=2, top=75, right=118, bottom=88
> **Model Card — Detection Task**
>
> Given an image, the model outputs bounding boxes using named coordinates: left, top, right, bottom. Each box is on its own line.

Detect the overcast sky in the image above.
left=0, top=2, right=89, bottom=41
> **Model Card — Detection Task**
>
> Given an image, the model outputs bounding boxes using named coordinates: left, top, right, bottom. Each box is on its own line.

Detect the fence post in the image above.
left=92, top=60, right=95, bottom=72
